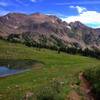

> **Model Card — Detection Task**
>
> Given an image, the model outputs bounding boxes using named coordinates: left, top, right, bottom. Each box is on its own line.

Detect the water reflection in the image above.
left=0, top=66, right=27, bottom=77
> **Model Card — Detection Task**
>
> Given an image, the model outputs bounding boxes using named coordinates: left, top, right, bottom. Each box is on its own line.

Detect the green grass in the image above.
left=0, top=39, right=100, bottom=100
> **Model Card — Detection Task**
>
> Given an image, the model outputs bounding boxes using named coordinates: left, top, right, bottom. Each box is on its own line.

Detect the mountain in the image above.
left=0, top=12, right=100, bottom=56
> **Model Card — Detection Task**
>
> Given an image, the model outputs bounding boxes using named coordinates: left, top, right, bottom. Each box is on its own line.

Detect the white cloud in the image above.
left=55, top=1, right=100, bottom=5
left=16, top=0, right=38, bottom=5
left=0, top=10, right=9, bottom=16
left=63, top=10, right=100, bottom=23
left=70, top=6, right=87, bottom=14
left=30, top=0, right=37, bottom=2
left=0, top=2, right=8, bottom=6
left=69, top=6, right=74, bottom=8
left=62, top=6, right=100, bottom=28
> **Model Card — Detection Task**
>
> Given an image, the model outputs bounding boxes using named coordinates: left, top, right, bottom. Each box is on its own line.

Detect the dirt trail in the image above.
left=66, top=72, right=95, bottom=100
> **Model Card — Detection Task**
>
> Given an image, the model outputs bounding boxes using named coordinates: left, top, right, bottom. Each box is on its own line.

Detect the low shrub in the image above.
left=84, top=67, right=100, bottom=99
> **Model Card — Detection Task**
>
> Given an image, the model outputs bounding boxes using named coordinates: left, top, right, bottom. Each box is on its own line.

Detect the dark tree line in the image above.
left=0, top=33, right=100, bottom=59
left=65, top=47, right=100, bottom=59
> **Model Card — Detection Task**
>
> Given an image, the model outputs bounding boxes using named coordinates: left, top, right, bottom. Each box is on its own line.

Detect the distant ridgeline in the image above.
left=0, top=13, right=100, bottom=59
left=0, top=36, right=100, bottom=59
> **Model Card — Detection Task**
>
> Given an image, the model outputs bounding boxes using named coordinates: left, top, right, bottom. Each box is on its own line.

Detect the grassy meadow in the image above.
left=0, top=39, right=100, bottom=100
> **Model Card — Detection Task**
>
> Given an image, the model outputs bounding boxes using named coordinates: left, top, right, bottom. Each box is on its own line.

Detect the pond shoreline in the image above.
left=0, top=66, right=30, bottom=78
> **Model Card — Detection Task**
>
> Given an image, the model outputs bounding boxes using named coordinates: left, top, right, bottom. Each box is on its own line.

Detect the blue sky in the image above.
left=0, top=0, right=100, bottom=28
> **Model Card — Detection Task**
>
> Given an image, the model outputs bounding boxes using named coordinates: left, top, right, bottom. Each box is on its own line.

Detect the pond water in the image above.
left=0, top=66, right=27, bottom=77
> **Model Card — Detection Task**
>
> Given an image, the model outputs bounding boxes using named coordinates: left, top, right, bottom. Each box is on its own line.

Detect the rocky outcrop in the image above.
left=0, top=13, right=100, bottom=53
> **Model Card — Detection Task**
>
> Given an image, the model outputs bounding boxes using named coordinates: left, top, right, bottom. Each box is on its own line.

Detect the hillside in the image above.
left=0, top=13, right=100, bottom=56
left=0, top=39, right=100, bottom=99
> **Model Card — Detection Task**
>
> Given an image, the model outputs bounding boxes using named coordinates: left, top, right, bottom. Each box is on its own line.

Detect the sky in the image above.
left=0, top=0, right=100, bottom=28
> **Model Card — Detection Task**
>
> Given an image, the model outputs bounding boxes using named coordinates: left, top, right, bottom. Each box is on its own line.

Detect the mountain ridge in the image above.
left=0, top=12, right=100, bottom=57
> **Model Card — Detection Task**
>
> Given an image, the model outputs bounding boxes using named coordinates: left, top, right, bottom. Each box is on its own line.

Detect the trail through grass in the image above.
left=0, top=40, right=100, bottom=99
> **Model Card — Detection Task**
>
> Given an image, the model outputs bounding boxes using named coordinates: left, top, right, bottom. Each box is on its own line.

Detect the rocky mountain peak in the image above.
left=0, top=12, right=100, bottom=52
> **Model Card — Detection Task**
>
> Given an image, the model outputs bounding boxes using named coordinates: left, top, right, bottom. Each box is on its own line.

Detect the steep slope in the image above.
left=0, top=13, right=100, bottom=53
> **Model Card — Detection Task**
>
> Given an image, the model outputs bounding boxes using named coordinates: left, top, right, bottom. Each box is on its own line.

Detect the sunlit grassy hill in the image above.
left=0, top=39, right=100, bottom=100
